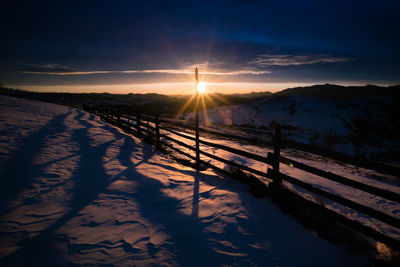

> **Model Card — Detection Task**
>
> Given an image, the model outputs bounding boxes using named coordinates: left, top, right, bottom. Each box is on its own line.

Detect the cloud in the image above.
left=20, top=62, right=270, bottom=76
left=248, top=54, right=352, bottom=66
left=20, top=63, right=77, bottom=74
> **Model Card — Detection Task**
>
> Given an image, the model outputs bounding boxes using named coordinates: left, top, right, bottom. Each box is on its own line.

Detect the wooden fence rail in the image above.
left=279, top=155, right=400, bottom=203
left=161, top=116, right=399, bottom=177
left=84, top=104, right=400, bottom=249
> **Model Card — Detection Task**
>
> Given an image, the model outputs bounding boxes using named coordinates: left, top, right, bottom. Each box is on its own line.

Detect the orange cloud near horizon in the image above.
left=11, top=81, right=377, bottom=95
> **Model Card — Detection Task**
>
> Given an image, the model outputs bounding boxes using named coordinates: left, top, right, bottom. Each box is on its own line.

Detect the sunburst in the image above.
left=197, top=82, right=207, bottom=94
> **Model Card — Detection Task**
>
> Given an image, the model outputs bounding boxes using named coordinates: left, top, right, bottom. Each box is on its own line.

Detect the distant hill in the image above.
left=1, top=84, right=398, bottom=114
left=0, top=87, right=273, bottom=114
left=229, top=91, right=273, bottom=99
left=275, top=84, right=400, bottom=98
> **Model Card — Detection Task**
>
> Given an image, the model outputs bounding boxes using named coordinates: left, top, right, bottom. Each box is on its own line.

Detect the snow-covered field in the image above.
left=0, top=95, right=372, bottom=265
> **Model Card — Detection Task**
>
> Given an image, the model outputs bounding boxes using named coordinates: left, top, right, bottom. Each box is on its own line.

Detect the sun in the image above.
left=197, top=82, right=207, bottom=94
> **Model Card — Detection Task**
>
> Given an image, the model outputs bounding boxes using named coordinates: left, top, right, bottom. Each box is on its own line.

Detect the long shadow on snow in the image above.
left=66, top=115, right=372, bottom=266
left=0, top=110, right=123, bottom=266
left=2, top=113, right=276, bottom=266
left=1, top=110, right=94, bottom=214
left=110, top=135, right=277, bottom=266
left=0, top=111, right=72, bottom=215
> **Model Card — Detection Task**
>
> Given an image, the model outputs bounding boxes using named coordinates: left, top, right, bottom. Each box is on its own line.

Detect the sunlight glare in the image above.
left=197, top=82, right=207, bottom=94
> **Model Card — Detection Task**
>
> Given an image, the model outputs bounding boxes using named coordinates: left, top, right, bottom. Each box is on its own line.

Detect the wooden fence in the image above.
left=84, top=104, right=400, bottom=250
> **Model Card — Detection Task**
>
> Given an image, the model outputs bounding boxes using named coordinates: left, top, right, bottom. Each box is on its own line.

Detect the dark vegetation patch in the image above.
left=281, top=124, right=298, bottom=131
left=321, top=131, right=344, bottom=150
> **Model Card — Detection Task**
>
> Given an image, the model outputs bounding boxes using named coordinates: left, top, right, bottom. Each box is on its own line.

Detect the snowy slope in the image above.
left=185, top=94, right=399, bottom=163
left=0, top=95, right=370, bottom=266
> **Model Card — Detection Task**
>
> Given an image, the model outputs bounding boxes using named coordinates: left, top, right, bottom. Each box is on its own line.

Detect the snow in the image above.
left=160, top=124, right=400, bottom=241
left=184, top=94, right=399, bottom=163
left=0, top=95, right=372, bottom=265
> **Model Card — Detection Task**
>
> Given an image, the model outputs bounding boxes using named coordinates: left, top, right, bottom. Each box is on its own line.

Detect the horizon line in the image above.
left=3, top=81, right=399, bottom=96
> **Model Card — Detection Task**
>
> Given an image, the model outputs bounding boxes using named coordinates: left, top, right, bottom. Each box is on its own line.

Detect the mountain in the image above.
left=275, top=84, right=400, bottom=98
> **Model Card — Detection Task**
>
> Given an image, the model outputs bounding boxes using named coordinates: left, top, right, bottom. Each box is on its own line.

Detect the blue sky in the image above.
left=1, top=0, right=399, bottom=94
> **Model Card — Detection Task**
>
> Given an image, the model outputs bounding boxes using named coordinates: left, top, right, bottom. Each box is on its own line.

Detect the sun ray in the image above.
left=200, top=94, right=209, bottom=124
left=205, top=92, right=230, bottom=111
left=202, top=93, right=216, bottom=110
left=175, top=94, right=196, bottom=116
left=208, top=92, right=232, bottom=106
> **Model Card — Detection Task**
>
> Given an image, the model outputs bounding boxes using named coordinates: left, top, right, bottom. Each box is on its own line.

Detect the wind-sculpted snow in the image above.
left=0, top=96, right=368, bottom=266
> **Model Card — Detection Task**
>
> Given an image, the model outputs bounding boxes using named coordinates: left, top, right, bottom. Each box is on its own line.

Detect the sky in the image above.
left=1, top=0, right=399, bottom=95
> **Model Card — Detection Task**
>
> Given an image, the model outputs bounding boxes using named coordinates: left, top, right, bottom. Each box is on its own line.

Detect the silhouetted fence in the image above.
left=84, top=104, right=400, bottom=250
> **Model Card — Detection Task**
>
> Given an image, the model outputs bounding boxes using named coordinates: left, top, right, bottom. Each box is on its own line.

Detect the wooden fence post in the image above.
left=195, top=93, right=200, bottom=170
left=117, top=108, right=121, bottom=126
left=146, top=114, right=150, bottom=137
left=137, top=112, right=141, bottom=136
left=272, top=124, right=282, bottom=186
left=156, top=113, right=160, bottom=147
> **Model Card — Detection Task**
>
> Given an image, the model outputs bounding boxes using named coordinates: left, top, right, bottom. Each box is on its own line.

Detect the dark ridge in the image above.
left=275, top=84, right=400, bottom=98
left=0, top=87, right=273, bottom=114
left=1, top=84, right=399, bottom=114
